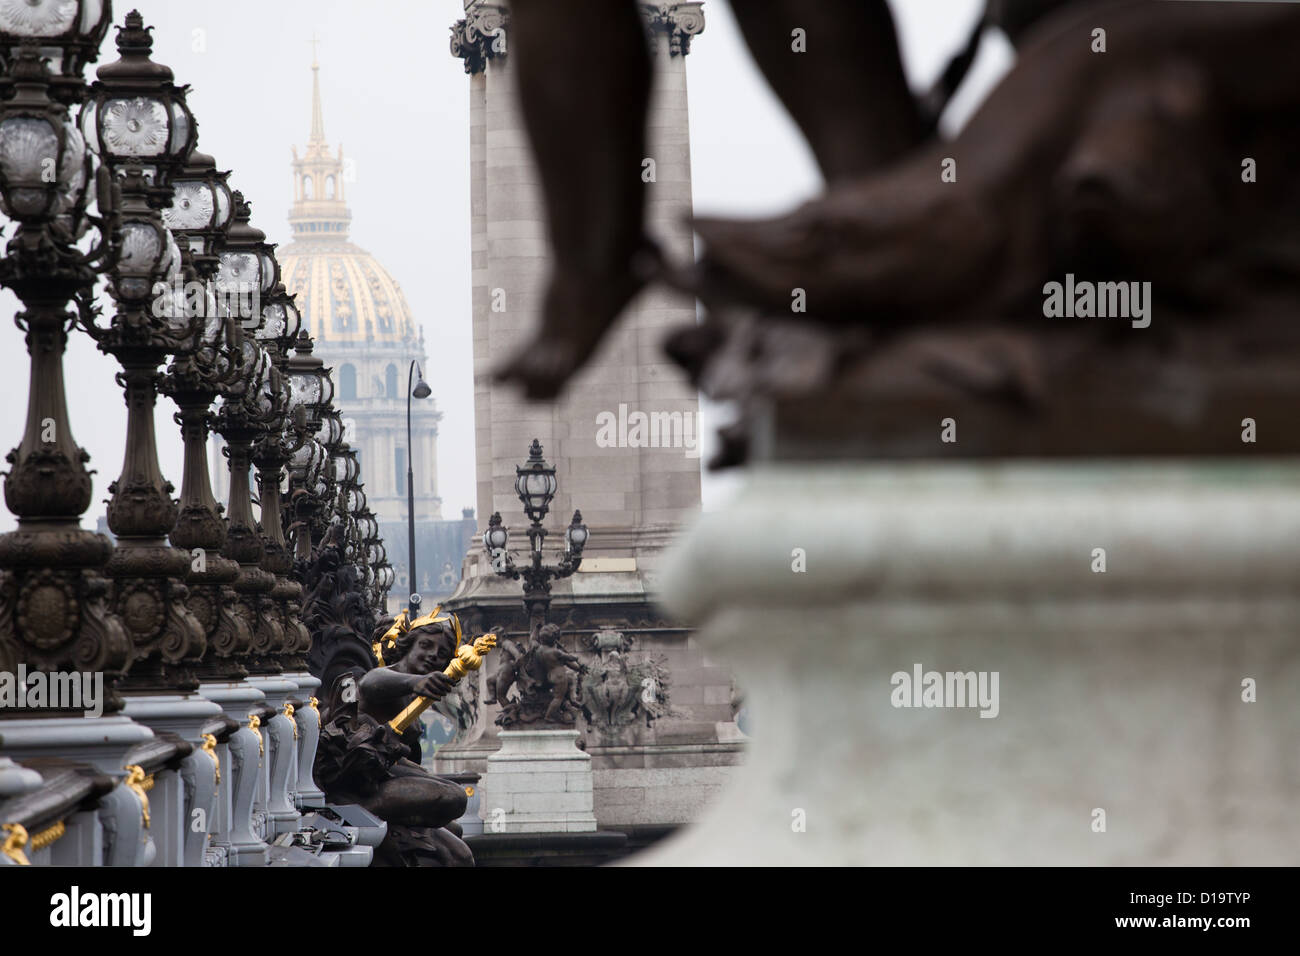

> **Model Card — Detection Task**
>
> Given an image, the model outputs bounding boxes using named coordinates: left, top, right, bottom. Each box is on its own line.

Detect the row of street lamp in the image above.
left=0, top=5, right=392, bottom=708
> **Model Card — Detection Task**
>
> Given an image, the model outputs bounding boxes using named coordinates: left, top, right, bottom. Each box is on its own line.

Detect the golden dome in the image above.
left=279, top=60, right=417, bottom=347
left=278, top=239, right=418, bottom=347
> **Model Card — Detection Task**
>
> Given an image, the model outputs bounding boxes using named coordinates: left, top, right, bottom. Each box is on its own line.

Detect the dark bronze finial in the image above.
left=116, top=11, right=153, bottom=56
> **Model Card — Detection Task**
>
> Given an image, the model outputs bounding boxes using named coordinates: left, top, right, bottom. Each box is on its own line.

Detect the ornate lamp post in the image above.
left=158, top=147, right=250, bottom=679
left=404, top=360, right=430, bottom=613
left=483, top=439, right=588, bottom=626
left=284, top=330, right=332, bottom=562
left=77, top=10, right=205, bottom=690
left=0, top=41, right=127, bottom=709
left=210, top=192, right=282, bottom=673
left=251, top=281, right=314, bottom=671
left=339, top=448, right=365, bottom=561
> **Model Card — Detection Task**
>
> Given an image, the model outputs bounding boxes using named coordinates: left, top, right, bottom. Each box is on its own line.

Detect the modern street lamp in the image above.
left=483, top=439, right=588, bottom=626
left=405, top=359, right=430, bottom=612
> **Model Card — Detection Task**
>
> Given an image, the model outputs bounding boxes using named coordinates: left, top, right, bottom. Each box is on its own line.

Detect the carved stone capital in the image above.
left=450, top=2, right=510, bottom=75
left=451, top=1, right=704, bottom=72
left=640, top=1, right=706, bottom=56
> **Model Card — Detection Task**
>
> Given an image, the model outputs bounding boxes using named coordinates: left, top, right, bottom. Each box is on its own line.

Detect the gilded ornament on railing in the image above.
left=201, top=733, right=220, bottom=784
left=30, top=820, right=66, bottom=852
left=1, top=823, right=30, bottom=865
left=122, top=765, right=151, bottom=829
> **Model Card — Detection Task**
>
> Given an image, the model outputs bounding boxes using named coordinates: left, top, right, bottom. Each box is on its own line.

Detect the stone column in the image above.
left=0, top=716, right=157, bottom=866
left=451, top=0, right=702, bottom=556
left=243, top=675, right=302, bottom=838
left=637, top=462, right=1300, bottom=865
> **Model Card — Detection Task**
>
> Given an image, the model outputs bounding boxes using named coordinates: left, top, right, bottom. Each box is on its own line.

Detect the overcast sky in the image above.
left=0, top=0, right=1011, bottom=533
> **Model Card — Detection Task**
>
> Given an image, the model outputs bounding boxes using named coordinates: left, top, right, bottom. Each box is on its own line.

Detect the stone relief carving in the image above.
left=579, top=629, right=670, bottom=735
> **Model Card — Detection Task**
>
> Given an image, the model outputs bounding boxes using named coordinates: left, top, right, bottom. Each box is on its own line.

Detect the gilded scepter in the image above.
left=387, top=633, right=498, bottom=733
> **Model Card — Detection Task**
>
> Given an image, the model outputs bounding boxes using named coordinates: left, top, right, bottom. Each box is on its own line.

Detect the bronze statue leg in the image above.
left=362, top=762, right=468, bottom=828
left=372, top=823, right=474, bottom=867
left=729, top=0, right=926, bottom=181
left=494, top=0, right=655, bottom=400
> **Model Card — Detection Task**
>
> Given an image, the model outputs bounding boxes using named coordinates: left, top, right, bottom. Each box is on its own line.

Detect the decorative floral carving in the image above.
left=3, top=445, right=94, bottom=518
left=15, top=569, right=77, bottom=649
left=117, top=580, right=165, bottom=640
left=105, top=475, right=179, bottom=538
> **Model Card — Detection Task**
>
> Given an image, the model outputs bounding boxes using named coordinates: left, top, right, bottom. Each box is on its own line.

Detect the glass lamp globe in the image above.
left=80, top=11, right=195, bottom=185
left=482, top=513, right=508, bottom=552
left=0, top=0, right=113, bottom=91
left=566, top=512, right=589, bottom=552
left=0, top=49, right=89, bottom=221
left=514, top=439, right=557, bottom=522
left=162, top=150, right=231, bottom=258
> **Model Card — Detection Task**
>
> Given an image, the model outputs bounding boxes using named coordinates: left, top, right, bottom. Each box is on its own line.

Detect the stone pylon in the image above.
left=451, top=0, right=703, bottom=570
left=438, top=5, right=742, bottom=835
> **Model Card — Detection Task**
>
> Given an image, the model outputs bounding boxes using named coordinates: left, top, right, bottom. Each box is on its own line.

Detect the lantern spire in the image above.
left=309, top=47, right=325, bottom=145
left=289, top=55, right=350, bottom=241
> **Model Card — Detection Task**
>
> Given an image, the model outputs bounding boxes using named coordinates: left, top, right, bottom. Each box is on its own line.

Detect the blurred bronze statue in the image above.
left=495, top=0, right=1300, bottom=462
left=494, top=0, right=1091, bottom=399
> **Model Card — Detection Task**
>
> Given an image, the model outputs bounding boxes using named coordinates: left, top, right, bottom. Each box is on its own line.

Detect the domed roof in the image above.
left=278, top=239, right=417, bottom=347
left=280, top=60, right=417, bottom=347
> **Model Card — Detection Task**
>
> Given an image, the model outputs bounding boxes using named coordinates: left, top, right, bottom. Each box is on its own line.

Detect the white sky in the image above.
left=0, top=0, right=1012, bottom=532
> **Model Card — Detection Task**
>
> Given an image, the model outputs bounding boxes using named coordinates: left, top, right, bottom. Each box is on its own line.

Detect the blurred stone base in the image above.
left=633, top=461, right=1300, bottom=865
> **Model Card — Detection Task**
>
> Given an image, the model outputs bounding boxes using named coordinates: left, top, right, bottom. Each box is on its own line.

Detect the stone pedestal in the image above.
left=121, top=693, right=223, bottom=867
left=283, top=671, right=325, bottom=809
left=244, top=674, right=301, bottom=838
left=480, top=730, right=597, bottom=833
left=634, top=462, right=1300, bottom=865
left=199, top=680, right=269, bottom=867
left=0, top=715, right=157, bottom=866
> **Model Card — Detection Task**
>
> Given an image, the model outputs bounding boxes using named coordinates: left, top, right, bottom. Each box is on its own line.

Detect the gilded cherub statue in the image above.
left=315, top=605, right=496, bottom=866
